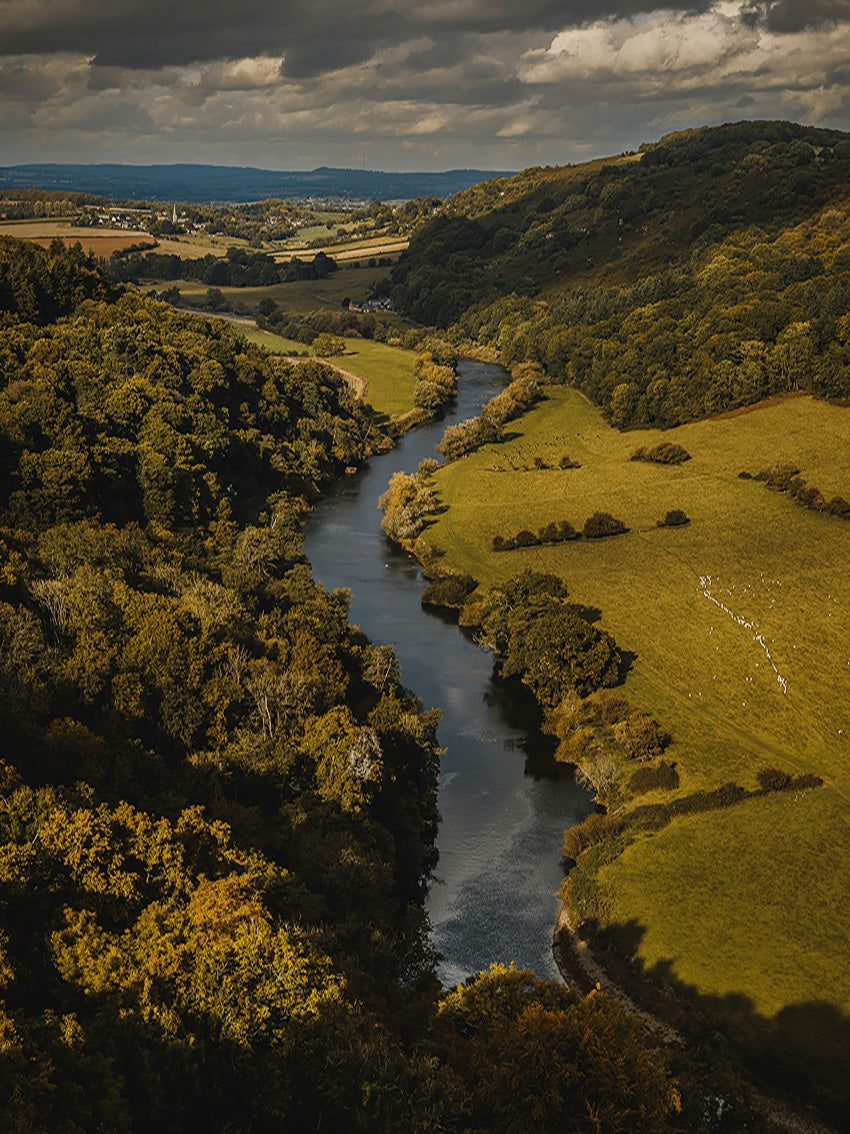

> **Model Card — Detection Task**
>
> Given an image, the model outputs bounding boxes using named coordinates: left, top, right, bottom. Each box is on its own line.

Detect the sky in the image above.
left=1, top=0, right=850, bottom=172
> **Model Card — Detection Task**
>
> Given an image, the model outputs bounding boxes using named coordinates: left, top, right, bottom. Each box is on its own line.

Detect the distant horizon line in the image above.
left=0, top=160, right=517, bottom=176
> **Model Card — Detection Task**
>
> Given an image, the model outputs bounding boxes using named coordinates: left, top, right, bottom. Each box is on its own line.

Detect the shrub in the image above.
left=628, top=761, right=679, bottom=794
left=753, top=465, right=849, bottom=521
left=583, top=511, right=628, bottom=539
left=514, top=529, right=539, bottom=547
left=421, top=572, right=478, bottom=609
left=631, top=442, right=691, bottom=464
left=756, top=462, right=800, bottom=489
left=613, top=710, right=667, bottom=760
left=559, top=454, right=581, bottom=469
left=599, top=696, right=631, bottom=725
left=538, top=520, right=578, bottom=544
left=657, top=509, right=690, bottom=527
left=789, top=771, right=824, bottom=790
left=797, top=485, right=827, bottom=510
left=563, top=811, right=624, bottom=861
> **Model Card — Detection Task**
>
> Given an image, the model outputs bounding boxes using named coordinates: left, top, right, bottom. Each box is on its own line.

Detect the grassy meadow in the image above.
left=235, top=326, right=417, bottom=419
left=422, top=386, right=850, bottom=1038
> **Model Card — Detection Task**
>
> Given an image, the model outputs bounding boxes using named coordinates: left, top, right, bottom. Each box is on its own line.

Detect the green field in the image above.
left=169, top=261, right=401, bottom=315
left=331, top=338, right=417, bottom=417
left=422, top=386, right=850, bottom=1074
left=235, top=326, right=417, bottom=419
left=239, top=328, right=306, bottom=355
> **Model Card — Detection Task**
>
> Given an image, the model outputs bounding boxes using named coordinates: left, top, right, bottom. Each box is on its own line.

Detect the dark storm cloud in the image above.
left=1, top=0, right=715, bottom=74
left=2, top=0, right=850, bottom=170
left=741, top=0, right=850, bottom=31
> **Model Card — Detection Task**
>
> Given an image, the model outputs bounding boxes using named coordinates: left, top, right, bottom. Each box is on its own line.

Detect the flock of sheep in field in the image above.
left=699, top=573, right=788, bottom=696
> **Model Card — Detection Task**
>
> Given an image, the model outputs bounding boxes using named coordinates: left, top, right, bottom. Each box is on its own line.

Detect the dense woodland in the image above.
left=391, top=121, right=850, bottom=427
left=0, top=235, right=741, bottom=1130
left=107, top=247, right=338, bottom=289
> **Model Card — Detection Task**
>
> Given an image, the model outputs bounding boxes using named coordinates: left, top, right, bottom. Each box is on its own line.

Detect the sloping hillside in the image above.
left=391, top=121, right=850, bottom=428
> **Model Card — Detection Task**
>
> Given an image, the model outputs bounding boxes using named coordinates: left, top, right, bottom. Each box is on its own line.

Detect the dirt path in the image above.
left=291, top=357, right=368, bottom=399
left=553, top=901, right=683, bottom=1046
left=181, top=309, right=370, bottom=400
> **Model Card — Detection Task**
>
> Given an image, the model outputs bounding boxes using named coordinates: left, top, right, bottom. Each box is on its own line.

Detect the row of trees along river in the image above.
left=303, top=360, right=593, bottom=984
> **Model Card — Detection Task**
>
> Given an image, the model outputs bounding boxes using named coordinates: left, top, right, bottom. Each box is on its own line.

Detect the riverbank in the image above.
left=552, top=900, right=682, bottom=1046
left=552, top=903, right=840, bottom=1134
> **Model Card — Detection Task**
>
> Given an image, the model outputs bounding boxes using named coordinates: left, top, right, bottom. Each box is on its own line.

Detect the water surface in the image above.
left=303, top=360, right=593, bottom=985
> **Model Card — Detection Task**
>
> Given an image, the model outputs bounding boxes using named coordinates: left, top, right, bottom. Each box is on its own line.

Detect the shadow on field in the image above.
left=618, top=648, right=637, bottom=682
left=583, top=916, right=850, bottom=1128
left=569, top=603, right=603, bottom=624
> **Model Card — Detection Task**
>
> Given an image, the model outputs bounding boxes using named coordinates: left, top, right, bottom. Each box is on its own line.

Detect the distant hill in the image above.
left=0, top=162, right=515, bottom=204
left=389, top=119, right=850, bottom=426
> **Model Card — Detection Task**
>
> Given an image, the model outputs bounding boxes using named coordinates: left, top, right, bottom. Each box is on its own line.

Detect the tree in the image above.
left=435, top=965, right=681, bottom=1133
left=312, top=333, right=345, bottom=357
left=583, top=512, right=628, bottom=539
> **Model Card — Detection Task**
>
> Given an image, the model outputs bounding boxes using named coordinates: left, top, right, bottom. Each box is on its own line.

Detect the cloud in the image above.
left=741, top=0, right=850, bottom=32
left=0, top=0, right=715, bottom=74
left=518, top=5, right=850, bottom=101
left=0, top=2, right=849, bottom=170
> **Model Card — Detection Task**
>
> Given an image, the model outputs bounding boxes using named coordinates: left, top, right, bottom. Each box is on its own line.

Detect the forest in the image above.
left=106, top=247, right=339, bottom=289
left=390, top=121, right=850, bottom=428
left=0, top=235, right=740, bottom=1131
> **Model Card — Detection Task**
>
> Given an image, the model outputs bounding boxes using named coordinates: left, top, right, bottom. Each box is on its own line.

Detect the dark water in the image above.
left=303, top=360, right=593, bottom=986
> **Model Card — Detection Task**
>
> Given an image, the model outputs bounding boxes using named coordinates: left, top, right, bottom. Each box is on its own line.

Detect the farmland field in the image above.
left=0, top=220, right=156, bottom=255
left=421, top=385, right=850, bottom=1086
left=274, top=237, right=408, bottom=262
left=169, top=261, right=402, bottom=315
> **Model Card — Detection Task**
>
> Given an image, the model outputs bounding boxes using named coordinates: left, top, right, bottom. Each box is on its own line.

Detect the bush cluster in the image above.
left=630, top=442, right=691, bottom=464
left=582, top=511, right=628, bottom=539
left=420, top=572, right=478, bottom=609
left=490, top=510, right=635, bottom=552
left=657, top=509, right=690, bottom=527
left=492, top=519, right=578, bottom=552
left=744, top=462, right=850, bottom=518
left=613, top=710, right=667, bottom=760
left=563, top=812, right=624, bottom=861
left=754, top=461, right=800, bottom=489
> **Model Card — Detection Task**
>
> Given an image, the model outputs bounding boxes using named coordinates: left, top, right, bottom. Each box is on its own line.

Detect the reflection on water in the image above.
left=303, top=361, right=593, bottom=985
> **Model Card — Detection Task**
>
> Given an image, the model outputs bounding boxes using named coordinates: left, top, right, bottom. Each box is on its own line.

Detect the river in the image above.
left=303, top=359, right=593, bottom=986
